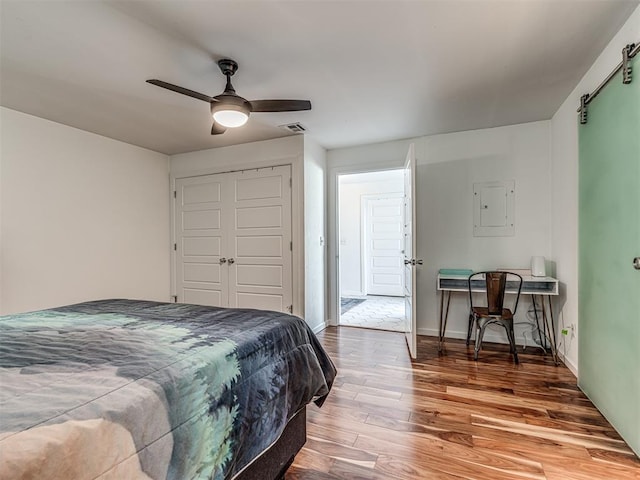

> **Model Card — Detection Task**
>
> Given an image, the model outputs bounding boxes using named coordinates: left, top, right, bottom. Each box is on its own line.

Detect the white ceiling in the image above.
left=1, top=1, right=637, bottom=155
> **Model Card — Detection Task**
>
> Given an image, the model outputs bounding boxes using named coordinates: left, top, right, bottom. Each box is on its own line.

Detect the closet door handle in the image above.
left=219, top=257, right=227, bottom=264
left=633, top=257, right=640, bottom=270
left=228, top=258, right=235, bottom=265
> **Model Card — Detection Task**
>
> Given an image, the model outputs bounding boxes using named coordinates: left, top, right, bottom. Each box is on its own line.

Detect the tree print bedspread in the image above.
left=0, top=299, right=336, bottom=480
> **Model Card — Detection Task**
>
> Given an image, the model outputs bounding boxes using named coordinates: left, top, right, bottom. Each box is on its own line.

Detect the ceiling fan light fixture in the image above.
left=213, top=108, right=249, bottom=128
left=211, top=101, right=250, bottom=128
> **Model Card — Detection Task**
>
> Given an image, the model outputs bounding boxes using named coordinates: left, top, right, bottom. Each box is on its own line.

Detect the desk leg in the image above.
left=546, top=296, right=559, bottom=365
left=438, top=291, right=451, bottom=352
left=540, top=296, right=559, bottom=366
left=530, top=295, right=547, bottom=354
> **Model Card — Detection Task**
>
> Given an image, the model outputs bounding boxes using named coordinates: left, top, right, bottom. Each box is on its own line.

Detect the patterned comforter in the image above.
left=0, top=299, right=336, bottom=480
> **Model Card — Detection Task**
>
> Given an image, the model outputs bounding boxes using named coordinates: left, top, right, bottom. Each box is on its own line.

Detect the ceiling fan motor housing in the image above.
left=210, top=94, right=253, bottom=115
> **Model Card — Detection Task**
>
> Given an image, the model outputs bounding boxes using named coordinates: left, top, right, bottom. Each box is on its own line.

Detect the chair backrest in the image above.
left=468, top=271, right=523, bottom=315
left=486, top=272, right=507, bottom=315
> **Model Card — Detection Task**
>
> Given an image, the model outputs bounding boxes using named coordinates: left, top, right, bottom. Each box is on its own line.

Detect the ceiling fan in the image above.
left=147, top=58, right=311, bottom=135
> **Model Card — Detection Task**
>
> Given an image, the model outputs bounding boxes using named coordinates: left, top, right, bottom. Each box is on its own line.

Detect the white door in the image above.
left=174, top=166, right=293, bottom=313
left=364, top=195, right=404, bottom=296
left=403, top=144, right=418, bottom=359
left=175, top=174, right=227, bottom=307
left=227, top=166, right=293, bottom=313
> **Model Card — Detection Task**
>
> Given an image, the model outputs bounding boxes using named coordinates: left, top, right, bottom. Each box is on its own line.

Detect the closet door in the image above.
left=175, top=174, right=228, bottom=307
left=226, top=166, right=293, bottom=313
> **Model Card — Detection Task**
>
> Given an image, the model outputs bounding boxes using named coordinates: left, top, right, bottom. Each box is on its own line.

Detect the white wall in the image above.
left=339, top=171, right=404, bottom=296
left=419, top=121, right=552, bottom=345
left=327, top=121, right=554, bottom=347
left=550, top=5, right=640, bottom=375
left=303, top=138, right=327, bottom=333
left=0, top=107, right=171, bottom=314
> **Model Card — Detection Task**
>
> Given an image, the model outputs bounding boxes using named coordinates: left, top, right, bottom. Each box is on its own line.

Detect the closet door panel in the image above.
left=175, top=174, right=228, bottom=307
left=227, top=166, right=293, bottom=313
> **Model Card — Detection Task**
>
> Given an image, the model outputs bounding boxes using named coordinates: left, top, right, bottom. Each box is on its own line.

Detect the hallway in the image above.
left=340, top=295, right=404, bottom=332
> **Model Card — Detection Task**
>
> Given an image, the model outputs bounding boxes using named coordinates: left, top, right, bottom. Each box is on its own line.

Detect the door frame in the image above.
left=330, top=160, right=409, bottom=326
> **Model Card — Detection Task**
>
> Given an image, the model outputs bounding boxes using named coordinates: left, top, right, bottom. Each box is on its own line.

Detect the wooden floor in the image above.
left=287, top=327, right=640, bottom=480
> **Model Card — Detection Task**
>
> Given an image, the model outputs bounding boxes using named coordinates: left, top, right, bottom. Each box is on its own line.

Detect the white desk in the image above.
left=437, top=273, right=560, bottom=364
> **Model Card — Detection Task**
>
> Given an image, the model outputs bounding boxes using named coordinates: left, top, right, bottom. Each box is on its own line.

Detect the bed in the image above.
left=0, top=299, right=336, bottom=480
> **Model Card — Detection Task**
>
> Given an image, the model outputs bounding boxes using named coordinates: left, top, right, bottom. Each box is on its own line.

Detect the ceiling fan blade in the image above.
left=211, top=121, right=226, bottom=135
left=249, top=99, right=311, bottom=112
left=146, top=79, right=216, bottom=103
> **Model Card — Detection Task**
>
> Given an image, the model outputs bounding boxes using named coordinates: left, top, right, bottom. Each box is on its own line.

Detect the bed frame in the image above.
left=233, top=407, right=306, bottom=480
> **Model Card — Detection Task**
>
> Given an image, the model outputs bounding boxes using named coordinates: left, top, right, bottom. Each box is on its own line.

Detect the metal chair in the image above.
left=466, top=271, right=523, bottom=364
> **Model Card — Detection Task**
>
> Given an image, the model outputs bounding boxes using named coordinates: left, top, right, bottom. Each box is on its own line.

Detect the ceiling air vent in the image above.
left=280, top=122, right=307, bottom=133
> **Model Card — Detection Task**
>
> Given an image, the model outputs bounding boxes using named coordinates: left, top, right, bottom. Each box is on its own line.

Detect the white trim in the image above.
left=311, top=321, right=328, bottom=335
left=558, top=350, right=578, bottom=377
left=341, top=290, right=365, bottom=297
left=360, top=196, right=367, bottom=295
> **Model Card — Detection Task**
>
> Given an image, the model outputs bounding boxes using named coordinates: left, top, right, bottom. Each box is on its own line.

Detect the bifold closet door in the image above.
left=175, top=173, right=228, bottom=306
left=226, top=166, right=293, bottom=312
left=174, top=166, right=293, bottom=313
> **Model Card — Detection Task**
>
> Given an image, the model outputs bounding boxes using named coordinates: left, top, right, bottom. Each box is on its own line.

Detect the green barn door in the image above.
left=578, top=53, right=640, bottom=456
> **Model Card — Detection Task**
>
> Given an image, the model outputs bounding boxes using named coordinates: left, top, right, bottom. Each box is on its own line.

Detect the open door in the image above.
left=403, top=144, right=418, bottom=359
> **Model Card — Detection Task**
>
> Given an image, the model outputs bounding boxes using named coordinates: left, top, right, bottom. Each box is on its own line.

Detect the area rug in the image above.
left=340, top=297, right=366, bottom=315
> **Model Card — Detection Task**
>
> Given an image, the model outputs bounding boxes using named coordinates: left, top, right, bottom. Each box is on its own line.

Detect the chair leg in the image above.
left=466, top=313, right=474, bottom=346
left=506, top=323, right=519, bottom=364
left=474, top=321, right=487, bottom=361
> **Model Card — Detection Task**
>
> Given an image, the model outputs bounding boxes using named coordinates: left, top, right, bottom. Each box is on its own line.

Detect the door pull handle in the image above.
left=634, top=257, right=640, bottom=270
left=219, top=257, right=227, bottom=264
left=404, top=259, right=423, bottom=266
left=228, top=258, right=235, bottom=265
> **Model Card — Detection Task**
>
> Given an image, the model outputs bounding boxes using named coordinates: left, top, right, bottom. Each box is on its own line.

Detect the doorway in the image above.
left=338, top=169, right=405, bottom=331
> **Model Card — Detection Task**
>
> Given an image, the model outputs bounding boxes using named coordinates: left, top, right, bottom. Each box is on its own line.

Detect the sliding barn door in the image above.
left=578, top=53, right=640, bottom=455
left=227, top=166, right=292, bottom=312
left=175, top=174, right=228, bottom=307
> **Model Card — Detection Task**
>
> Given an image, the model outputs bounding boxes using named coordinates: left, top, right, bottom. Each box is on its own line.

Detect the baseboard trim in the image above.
left=311, top=321, right=328, bottom=334
left=558, top=351, right=578, bottom=377
left=418, top=327, right=545, bottom=352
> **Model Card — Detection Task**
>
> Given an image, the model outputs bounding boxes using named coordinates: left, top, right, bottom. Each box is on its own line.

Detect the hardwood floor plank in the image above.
left=287, top=328, right=640, bottom=479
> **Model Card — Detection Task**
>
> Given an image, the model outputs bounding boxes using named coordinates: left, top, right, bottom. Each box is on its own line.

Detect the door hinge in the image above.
left=172, top=295, right=178, bottom=303
left=174, top=243, right=177, bottom=251
left=173, top=190, right=176, bottom=198
left=289, top=177, right=292, bottom=188
left=289, top=241, right=293, bottom=251
left=287, top=305, right=293, bottom=314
